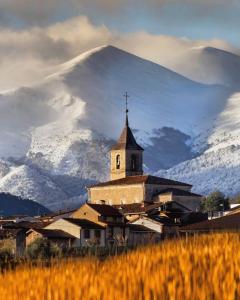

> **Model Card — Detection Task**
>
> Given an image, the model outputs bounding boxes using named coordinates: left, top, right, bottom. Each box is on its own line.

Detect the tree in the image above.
left=27, top=238, right=62, bottom=259
left=230, top=194, right=240, bottom=204
left=201, top=191, right=229, bottom=217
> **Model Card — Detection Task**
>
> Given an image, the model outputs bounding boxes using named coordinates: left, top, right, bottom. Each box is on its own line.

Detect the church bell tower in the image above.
left=110, top=93, right=144, bottom=181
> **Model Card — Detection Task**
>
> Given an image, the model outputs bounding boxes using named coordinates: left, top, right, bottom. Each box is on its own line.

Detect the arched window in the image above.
left=116, top=154, right=121, bottom=169
left=131, top=154, right=137, bottom=171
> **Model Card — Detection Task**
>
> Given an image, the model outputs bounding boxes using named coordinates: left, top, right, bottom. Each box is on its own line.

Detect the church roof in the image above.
left=111, top=117, right=144, bottom=151
left=89, top=175, right=192, bottom=188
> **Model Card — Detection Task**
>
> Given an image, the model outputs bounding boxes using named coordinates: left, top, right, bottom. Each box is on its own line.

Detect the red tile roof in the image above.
left=128, top=224, right=156, bottom=232
left=90, top=175, right=191, bottom=188
left=87, top=204, right=123, bottom=217
left=64, top=218, right=105, bottom=229
left=31, top=229, right=76, bottom=239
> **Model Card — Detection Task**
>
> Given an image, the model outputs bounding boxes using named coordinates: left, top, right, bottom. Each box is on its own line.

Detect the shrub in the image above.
left=27, top=238, right=62, bottom=259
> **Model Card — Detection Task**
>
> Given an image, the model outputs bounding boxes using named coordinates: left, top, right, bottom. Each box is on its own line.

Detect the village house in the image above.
left=44, top=218, right=106, bottom=247
left=129, top=215, right=178, bottom=241
left=26, top=229, right=75, bottom=248
left=88, top=108, right=202, bottom=212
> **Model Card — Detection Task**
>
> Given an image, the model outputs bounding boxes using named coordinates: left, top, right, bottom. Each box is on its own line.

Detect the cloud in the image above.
left=0, top=16, right=112, bottom=90
left=114, top=32, right=234, bottom=65
left=0, top=15, right=236, bottom=91
left=0, top=0, right=239, bottom=27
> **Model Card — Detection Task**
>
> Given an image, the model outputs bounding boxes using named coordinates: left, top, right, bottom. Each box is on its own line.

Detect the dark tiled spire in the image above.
left=112, top=93, right=143, bottom=151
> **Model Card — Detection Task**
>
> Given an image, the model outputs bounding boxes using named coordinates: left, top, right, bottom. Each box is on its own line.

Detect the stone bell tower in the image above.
left=110, top=93, right=144, bottom=181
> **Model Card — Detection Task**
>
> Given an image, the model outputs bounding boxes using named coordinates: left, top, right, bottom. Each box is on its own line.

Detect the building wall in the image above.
left=71, top=204, right=102, bottom=224
left=155, top=193, right=172, bottom=203
left=80, top=229, right=106, bottom=247
left=172, top=195, right=202, bottom=212
left=26, top=231, right=42, bottom=246
left=145, top=184, right=191, bottom=202
left=45, top=219, right=81, bottom=247
left=16, top=230, right=26, bottom=257
left=132, top=218, right=163, bottom=233
left=128, top=231, right=160, bottom=247
left=110, top=149, right=143, bottom=180
left=89, top=184, right=144, bottom=205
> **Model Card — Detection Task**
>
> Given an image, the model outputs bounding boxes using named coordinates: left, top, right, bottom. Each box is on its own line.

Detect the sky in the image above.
left=0, top=0, right=239, bottom=90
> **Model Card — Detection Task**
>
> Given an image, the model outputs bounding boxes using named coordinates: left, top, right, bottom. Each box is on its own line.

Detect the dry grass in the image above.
left=1, top=233, right=240, bottom=300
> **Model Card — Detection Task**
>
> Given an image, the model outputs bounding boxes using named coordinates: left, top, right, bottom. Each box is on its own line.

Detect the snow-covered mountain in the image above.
left=0, top=44, right=239, bottom=209
left=164, top=46, right=240, bottom=87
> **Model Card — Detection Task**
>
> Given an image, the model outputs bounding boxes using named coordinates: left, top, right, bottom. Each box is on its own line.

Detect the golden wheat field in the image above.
left=1, top=233, right=240, bottom=300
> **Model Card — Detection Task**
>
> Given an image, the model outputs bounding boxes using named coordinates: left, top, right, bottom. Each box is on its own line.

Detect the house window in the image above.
left=131, top=154, right=137, bottom=171
left=116, top=154, right=121, bottom=169
left=84, top=229, right=90, bottom=239
left=95, top=230, right=101, bottom=238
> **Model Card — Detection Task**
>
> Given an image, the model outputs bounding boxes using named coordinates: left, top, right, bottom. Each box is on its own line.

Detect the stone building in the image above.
left=88, top=109, right=202, bottom=211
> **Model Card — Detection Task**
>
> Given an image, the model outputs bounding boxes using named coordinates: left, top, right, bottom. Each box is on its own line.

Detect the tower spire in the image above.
left=123, top=92, right=130, bottom=127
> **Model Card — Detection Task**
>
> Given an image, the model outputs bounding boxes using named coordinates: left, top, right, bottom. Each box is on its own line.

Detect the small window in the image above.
left=116, top=154, right=121, bottom=169
left=131, top=154, right=137, bottom=171
left=95, top=230, right=101, bottom=238
left=84, top=229, right=90, bottom=239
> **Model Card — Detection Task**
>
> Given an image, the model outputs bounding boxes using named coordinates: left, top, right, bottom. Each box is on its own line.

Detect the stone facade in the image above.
left=89, top=183, right=192, bottom=206
left=89, top=184, right=144, bottom=205
left=110, top=149, right=143, bottom=180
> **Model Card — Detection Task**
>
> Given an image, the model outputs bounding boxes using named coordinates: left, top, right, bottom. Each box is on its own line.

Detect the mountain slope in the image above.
left=0, top=45, right=235, bottom=208
left=164, top=47, right=240, bottom=87
left=0, top=193, right=50, bottom=217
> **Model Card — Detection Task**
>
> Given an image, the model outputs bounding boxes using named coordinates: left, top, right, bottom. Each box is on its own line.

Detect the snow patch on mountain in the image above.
left=0, top=165, right=68, bottom=210
left=156, top=144, right=240, bottom=197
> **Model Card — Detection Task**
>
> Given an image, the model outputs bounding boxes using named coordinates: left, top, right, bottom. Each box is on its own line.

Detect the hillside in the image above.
left=0, top=193, right=50, bottom=216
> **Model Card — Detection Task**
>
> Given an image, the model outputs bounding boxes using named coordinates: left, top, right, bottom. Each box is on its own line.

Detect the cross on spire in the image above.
left=123, top=92, right=130, bottom=126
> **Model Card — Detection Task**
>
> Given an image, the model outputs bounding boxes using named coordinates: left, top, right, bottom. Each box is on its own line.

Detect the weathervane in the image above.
left=123, top=92, right=130, bottom=126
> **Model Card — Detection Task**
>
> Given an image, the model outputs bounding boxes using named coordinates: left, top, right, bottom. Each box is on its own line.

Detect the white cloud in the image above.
left=0, top=15, right=237, bottom=90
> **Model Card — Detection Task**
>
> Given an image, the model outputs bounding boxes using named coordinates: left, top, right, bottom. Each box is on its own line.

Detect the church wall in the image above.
left=110, top=149, right=127, bottom=180
left=154, top=193, right=172, bottom=203
left=144, top=184, right=191, bottom=202
left=89, top=184, right=144, bottom=205
left=110, top=149, right=143, bottom=180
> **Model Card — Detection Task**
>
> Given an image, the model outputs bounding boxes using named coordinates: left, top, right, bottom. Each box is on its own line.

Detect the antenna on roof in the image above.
left=123, top=92, right=130, bottom=127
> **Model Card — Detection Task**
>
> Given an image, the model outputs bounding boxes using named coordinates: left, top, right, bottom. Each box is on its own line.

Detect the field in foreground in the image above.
left=1, top=233, right=240, bottom=300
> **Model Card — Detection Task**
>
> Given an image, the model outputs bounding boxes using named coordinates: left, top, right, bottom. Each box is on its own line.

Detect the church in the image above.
left=88, top=102, right=202, bottom=211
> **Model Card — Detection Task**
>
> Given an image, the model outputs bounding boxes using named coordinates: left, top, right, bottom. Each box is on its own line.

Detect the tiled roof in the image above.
left=128, top=224, right=155, bottom=232
left=64, top=218, right=105, bottom=229
left=180, top=212, right=240, bottom=231
left=90, top=175, right=191, bottom=188
left=32, top=229, right=76, bottom=239
left=3, top=221, right=48, bottom=230
left=157, top=188, right=202, bottom=197
left=111, top=125, right=143, bottom=151
left=87, top=204, right=123, bottom=217
left=114, top=203, right=162, bottom=214
left=149, top=215, right=177, bottom=226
